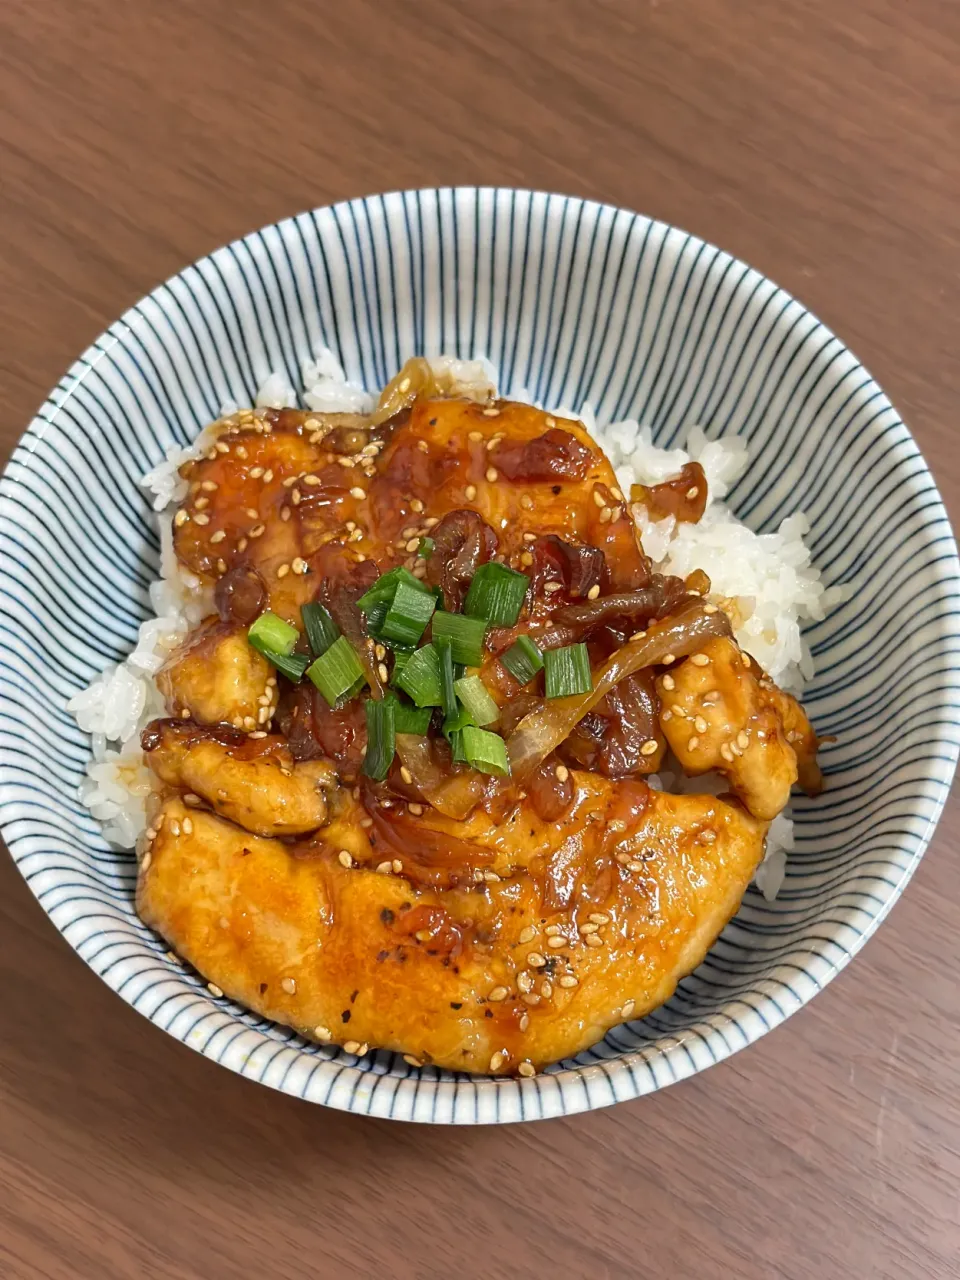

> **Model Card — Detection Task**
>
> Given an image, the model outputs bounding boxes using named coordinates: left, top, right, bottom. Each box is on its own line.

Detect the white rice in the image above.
left=69, top=348, right=830, bottom=896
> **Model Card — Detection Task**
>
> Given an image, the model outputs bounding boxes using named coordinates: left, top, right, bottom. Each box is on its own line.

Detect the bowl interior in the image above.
left=1, top=188, right=957, bottom=1123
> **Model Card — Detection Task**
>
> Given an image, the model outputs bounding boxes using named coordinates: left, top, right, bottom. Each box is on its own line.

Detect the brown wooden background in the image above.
left=2, top=2, right=959, bottom=1277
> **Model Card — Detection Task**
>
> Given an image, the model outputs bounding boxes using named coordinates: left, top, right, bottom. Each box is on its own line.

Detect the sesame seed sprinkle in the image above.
left=488, top=986, right=509, bottom=1002
left=281, top=977, right=297, bottom=994
left=640, top=738, right=659, bottom=756
left=527, top=952, right=546, bottom=968
left=403, top=1054, right=422, bottom=1067
left=558, top=975, right=578, bottom=988
left=465, top=484, right=477, bottom=501
left=486, top=467, right=498, bottom=483
left=519, top=926, right=537, bottom=944
left=587, top=583, right=601, bottom=600
left=584, top=934, right=604, bottom=948
left=519, top=1013, right=530, bottom=1032
left=690, top=652, right=710, bottom=666
left=547, top=936, right=566, bottom=949
left=490, top=1051, right=506, bottom=1071
left=207, top=983, right=223, bottom=997
left=338, top=850, right=354, bottom=868
left=688, top=736, right=700, bottom=750
left=314, top=1025, right=332, bottom=1042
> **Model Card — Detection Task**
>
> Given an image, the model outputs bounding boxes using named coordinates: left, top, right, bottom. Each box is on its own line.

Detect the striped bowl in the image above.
left=1, top=189, right=957, bottom=1124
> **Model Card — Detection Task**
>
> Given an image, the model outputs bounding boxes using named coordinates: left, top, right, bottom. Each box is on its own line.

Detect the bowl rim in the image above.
left=2, top=185, right=958, bottom=1123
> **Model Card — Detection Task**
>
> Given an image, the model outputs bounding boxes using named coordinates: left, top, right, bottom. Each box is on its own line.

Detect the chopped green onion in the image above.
left=500, top=634, right=545, bottom=685
left=461, top=726, right=511, bottom=777
left=390, top=649, right=414, bottom=683
left=418, top=536, right=435, bottom=559
left=464, top=562, right=529, bottom=626
left=442, top=702, right=475, bottom=739
left=380, top=579, right=437, bottom=646
left=362, top=694, right=396, bottom=781
left=436, top=638, right=458, bottom=719
left=544, top=643, right=593, bottom=698
left=394, top=700, right=433, bottom=735
left=301, top=603, right=340, bottom=658
left=448, top=729, right=469, bottom=763
left=306, top=636, right=366, bottom=708
left=431, top=611, right=487, bottom=666
left=454, top=674, right=500, bottom=726
left=248, top=611, right=299, bottom=657
left=357, top=566, right=428, bottom=613
left=265, top=650, right=311, bottom=683
left=363, top=600, right=390, bottom=639
left=395, top=642, right=443, bottom=707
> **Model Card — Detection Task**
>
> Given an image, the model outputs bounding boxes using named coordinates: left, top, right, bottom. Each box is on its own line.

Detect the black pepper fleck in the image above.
left=450, top=1002, right=462, bottom=1010
left=380, top=908, right=395, bottom=924
left=341, top=1010, right=351, bottom=1023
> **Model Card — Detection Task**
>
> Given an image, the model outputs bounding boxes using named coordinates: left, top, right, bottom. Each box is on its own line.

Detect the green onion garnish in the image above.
left=390, top=649, right=414, bottom=684
left=248, top=610, right=299, bottom=657
left=431, top=611, right=487, bottom=666
left=436, top=637, right=458, bottom=719
left=448, top=729, right=469, bottom=763
left=394, top=700, right=433, bottom=735
left=500, top=634, right=544, bottom=685
left=453, top=674, right=500, bottom=726
left=357, top=566, right=428, bottom=613
left=464, top=562, right=529, bottom=626
left=266, top=651, right=311, bottom=683
left=306, top=636, right=366, bottom=708
left=301, top=603, right=340, bottom=658
left=543, top=643, right=593, bottom=699
left=394, top=642, right=443, bottom=707
left=380, top=578, right=437, bottom=646
left=442, top=702, right=475, bottom=739
left=362, top=694, right=396, bottom=781
left=461, top=725, right=511, bottom=777
left=418, top=536, right=435, bottom=558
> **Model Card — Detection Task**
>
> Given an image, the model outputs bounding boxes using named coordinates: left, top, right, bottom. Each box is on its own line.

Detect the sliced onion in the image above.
left=395, top=734, right=488, bottom=820
left=506, top=599, right=730, bottom=778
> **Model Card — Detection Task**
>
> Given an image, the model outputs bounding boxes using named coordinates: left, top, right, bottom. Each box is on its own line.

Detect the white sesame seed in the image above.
left=407, top=802, right=424, bottom=816
left=555, top=764, right=570, bottom=783
left=183, top=793, right=201, bottom=806
left=584, top=934, right=604, bottom=948
left=519, top=926, right=537, bottom=944
left=314, top=1025, right=332, bottom=1042
left=662, top=653, right=675, bottom=665
left=490, top=1051, right=506, bottom=1071
left=540, top=980, right=553, bottom=998
left=579, top=922, right=599, bottom=935
left=338, top=850, right=353, bottom=868
left=141, top=851, right=152, bottom=873
left=558, top=975, right=578, bottom=988
left=519, top=1013, right=531, bottom=1032
left=392, top=859, right=403, bottom=874
left=249, top=524, right=265, bottom=538
left=486, top=467, right=498, bottom=483
left=400, top=766, right=413, bottom=785
left=688, top=736, right=700, bottom=750
left=690, top=652, right=710, bottom=666
left=344, top=1040, right=362, bottom=1055
left=686, top=486, right=699, bottom=500
left=640, top=738, right=659, bottom=756
left=350, top=487, right=367, bottom=500
left=276, top=563, right=290, bottom=579
left=593, top=489, right=606, bottom=509
left=403, top=1054, right=422, bottom=1067
left=544, top=581, right=562, bottom=594
left=527, top=952, right=546, bottom=968
left=465, top=484, right=477, bottom=501
left=210, top=529, right=226, bottom=543
left=194, top=496, right=209, bottom=510
left=181, top=816, right=194, bottom=835
left=378, top=662, right=389, bottom=682
left=281, top=976, right=297, bottom=995
left=488, top=986, right=509, bottom=1002
left=517, top=971, right=534, bottom=993
left=622, top=999, right=636, bottom=1018
left=547, top=936, right=566, bottom=949
left=586, top=583, right=601, bottom=600
left=207, top=983, right=223, bottom=997
left=376, top=860, right=392, bottom=874
left=737, top=730, right=750, bottom=749
left=704, top=603, right=719, bottom=614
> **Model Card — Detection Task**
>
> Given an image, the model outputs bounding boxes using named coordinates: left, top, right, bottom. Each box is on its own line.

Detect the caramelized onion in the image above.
left=394, top=734, right=488, bottom=820
left=553, top=577, right=686, bottom=632
left=560, top=669, right=661, bottom=777
left=314, top=559, right=385, bottom=697
left=506, top=599, right=731, bottom=778
left=631, top=461, right=708, bottom=523
left=214, top=564, right=266, bottom=624
left=425, top=509, right=498, bottom=610
left=491, top=429, right=592, bottom=482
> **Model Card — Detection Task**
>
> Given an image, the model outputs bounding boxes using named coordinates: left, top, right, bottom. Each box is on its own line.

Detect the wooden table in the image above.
left=2, top=2, right=958, bottom=1276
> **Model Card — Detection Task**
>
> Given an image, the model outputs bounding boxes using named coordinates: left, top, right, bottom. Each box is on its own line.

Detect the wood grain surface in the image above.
left=2, top=2, right=959, bottom=1277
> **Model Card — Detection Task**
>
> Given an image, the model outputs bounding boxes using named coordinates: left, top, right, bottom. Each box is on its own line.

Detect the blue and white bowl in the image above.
left=1, top=188, right=957, bottom=1123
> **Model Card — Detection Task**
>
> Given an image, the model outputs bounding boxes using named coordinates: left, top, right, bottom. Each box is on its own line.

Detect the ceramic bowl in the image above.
left=1, top=188, right=957, bottom=1123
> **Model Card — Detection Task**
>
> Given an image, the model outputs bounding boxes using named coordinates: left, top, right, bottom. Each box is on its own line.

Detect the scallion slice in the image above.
left=449, top=729, right=469, bottom=763
left=248, top=611, right=298, bottom=657
left=380, top=579, right=437, bottom=646
left=418, top=536, right=435, bottom=559
left=461, top=725, right=511, bottom=777
left=394, top=642, right=443, bottom=707
left=436, top=637, right=458, bottom=719
left=543, top=643, right=593, bottom=699
left=267, top=651, right=311, bottom=683
left=442, top=702, right=475, bottom=739
left=394, top=700, right=433, bottom=735
left=306, top=636, right=366, bottom=708
left=431, top=611, right=487, bottom=666
left=362, top=694, right=396, bottom=781
left=464, top=562, right=529, bottom=626
left=453, top=674, right=500, bottom=726
left=357, top=566, right=428, bottom=613
left=301, top=603, right=340, bottom=658
left=500, top=634, right=544, bottom=685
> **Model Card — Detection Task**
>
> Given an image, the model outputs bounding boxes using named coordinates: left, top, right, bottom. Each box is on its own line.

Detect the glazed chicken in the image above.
left=136, top=359, right=823, bottom=1075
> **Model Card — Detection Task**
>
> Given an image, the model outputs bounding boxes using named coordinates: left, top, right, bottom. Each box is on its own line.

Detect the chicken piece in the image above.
left=138, top=778, right=767, bottom=1075
left=657, top=635, right=820, bottom=820
left=142, top=719, right=332, bottom=838
left=168, top=398, right=652, bottom=629
left=156, top=618, right=274, bottom=730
